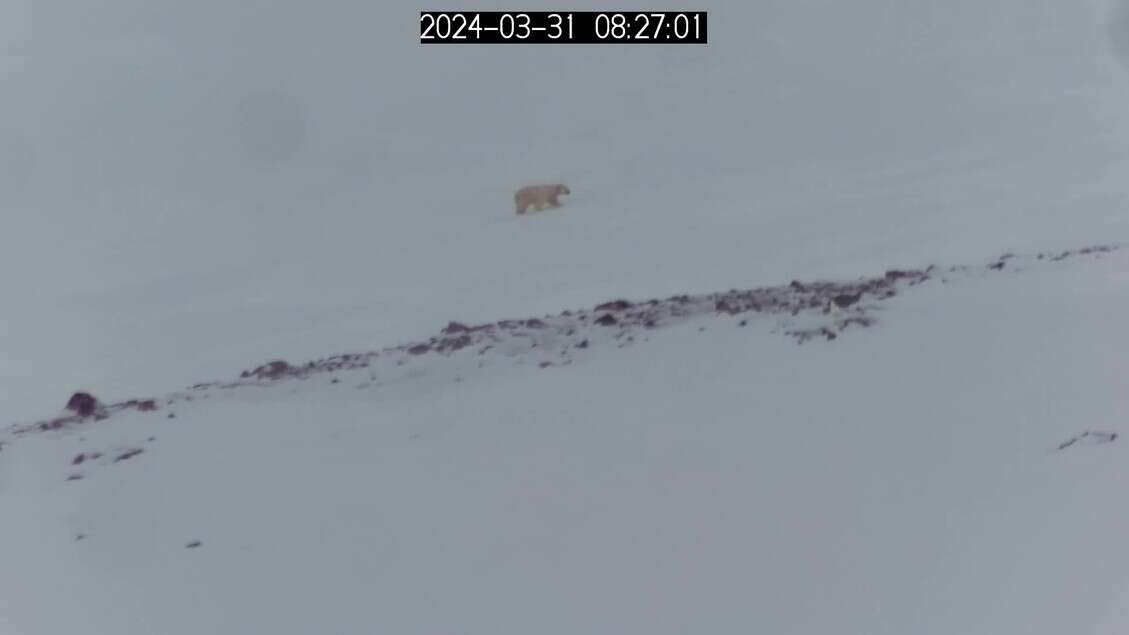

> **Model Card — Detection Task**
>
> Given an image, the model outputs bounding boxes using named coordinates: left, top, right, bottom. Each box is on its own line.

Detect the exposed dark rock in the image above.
left=1057, top=430, right=1118, bottom=450
left=884, top=270, right=914, bottom=281
left=715, top=299, right=741, bottom=315
left=436, top=334, right=472, bottom=354
left=71, top=452, right=101, bottom=466
left=113, top=448, right=144, bottom=463
left=442, top=321, right=470, bottom=334
left=839, top=316, right=876, bottom=329
left=594, top=314, right=618, bottom=326
left=11, top=246, right=1117, bottom=435
left=242, top=360, right=295, bottom=380
left=595, top=299, right=632, bottom=312
left=66, top=392, right=99, bottom=417
left=832, top=292, right=862, bottom=309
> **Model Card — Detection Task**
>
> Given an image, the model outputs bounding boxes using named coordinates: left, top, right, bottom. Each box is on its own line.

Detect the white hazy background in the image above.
left=5, top=3, right=1129, bottom=634
left=4, top=0, right=1129, bottom=420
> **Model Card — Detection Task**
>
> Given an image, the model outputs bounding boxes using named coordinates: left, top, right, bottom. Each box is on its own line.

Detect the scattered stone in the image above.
left=715, top=299, right=741, bottom=315
left=594, top=314, right=618, bottom=326
left=789, top=326, right=839, bottom=344
left=1056, top=430, right=1118, bottom=451
left=185, top=541, right=203, bottom=549
left=71, top=452, right=101, bottom=466
left=436, top=334, right=472, bottom=354
left=832, top=292, right=862, bottom=309
left=65, top=392, right=99, bottom=417
left=242, top=360, right=295, bottom=380
left=10, top=246, right=1119, bottom=434
left=66, top=474, right=83, bottom=481
left=113, top=448, right=144, bottom=463
left=595, top=299, right=632, bottom=312
left=442, top=321, right=471, bottom=334
left=839, top=316, right=876, bottom=330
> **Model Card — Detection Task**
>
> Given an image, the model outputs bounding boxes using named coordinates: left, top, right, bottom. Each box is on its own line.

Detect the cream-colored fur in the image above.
left=514, top=184, right=570, bottom=215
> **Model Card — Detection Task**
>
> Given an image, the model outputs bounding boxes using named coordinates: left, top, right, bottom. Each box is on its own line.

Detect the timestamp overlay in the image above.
left=420, top=12, right=707, bottom=44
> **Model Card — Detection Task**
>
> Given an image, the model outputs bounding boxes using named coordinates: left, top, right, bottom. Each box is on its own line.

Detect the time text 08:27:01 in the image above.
left=419, top=12, right=707, bottom=44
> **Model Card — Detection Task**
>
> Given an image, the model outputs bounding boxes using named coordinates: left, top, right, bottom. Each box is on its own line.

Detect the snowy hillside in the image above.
left=4, top=0, right=1129, bottom=632
left=4, top=0, right=1129, bottom=419
left=3, top=246, right=1128, bottom=634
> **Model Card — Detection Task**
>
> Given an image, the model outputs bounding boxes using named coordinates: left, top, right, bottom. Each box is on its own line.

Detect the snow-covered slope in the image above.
left=4, top=0, right=1129, bottom=419
left=4, top=1, right=1129, bottom=632
left=2, top=247, right=1127, bottom=634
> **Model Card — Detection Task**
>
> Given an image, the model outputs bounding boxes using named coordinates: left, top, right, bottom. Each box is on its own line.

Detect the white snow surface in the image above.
left=3, top=0, right=1129, bottom=419
left=3, top=0, right=1129, bottom=632
left=2, top=248, right=1128, bottom=634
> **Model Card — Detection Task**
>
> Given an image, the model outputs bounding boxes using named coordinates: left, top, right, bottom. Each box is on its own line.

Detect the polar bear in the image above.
left=514, top=184, right=570, bottom=215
